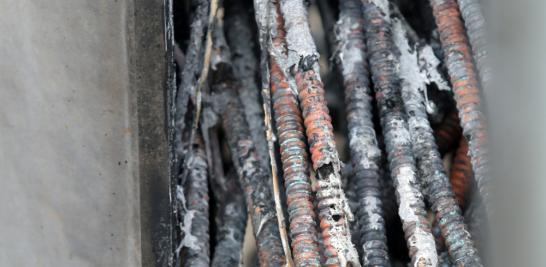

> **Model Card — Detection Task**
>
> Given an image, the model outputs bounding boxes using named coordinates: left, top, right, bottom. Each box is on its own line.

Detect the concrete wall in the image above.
left=0, top=0, right=171, bottom=266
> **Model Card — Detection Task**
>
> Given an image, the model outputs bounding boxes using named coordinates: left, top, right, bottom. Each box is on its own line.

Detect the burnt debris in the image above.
left=213, top=10, right=287, bottom=266
left=172, top=0, right=492, bottom=266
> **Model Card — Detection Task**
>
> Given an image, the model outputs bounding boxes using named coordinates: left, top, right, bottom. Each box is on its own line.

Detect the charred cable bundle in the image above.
left=278, top=0, right=360, bottom=266
left=266, top=1, right=322, bottom=266
left=340, top=164, right=365, bottom=258
left=227, top=4, right=295, bottom=262
left=218, top=80, right=286, bottom=267
left=211, top=13, right=286, bottom=266
left=334, top=0, right=390, bottom=265
left=175, top=0, right=209, bottom=159
left=361, top=0, right=438, bottom=266
left=177, top=133, right=210, bottom=267
left=211, top=170, right=247, bottom=267
left=429, top=0, right=492, bottom=217
left=393, top=12, right=482, bottom=266
left=173, top=0, right=211, bottom=265
left=201, top=102, right=247, bottom=267
left=170, top=0, right=495, bottom=265
left=225, top=4, right=269, bottom=168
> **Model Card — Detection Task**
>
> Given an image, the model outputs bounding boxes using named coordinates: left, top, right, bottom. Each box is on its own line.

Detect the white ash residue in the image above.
left=280, top=0, right=320, bottom=70
left=418, top=45, right=450, bottom=91
left=252, top=0, right=270, bottom=44
left=393, top=18, right=428, bottom=94
left=393, top=17, right=450, bottom=93
left=388, top=117, right=413, bottom=146
left=370, top=0, right=391, bottom=21
left=363, top=196, right=383, bottom=230
left=348, top=127, right=382, bottom=169
left=316, top=170, right=361, bottom=267
left=395, top=166, right=438, bottom=267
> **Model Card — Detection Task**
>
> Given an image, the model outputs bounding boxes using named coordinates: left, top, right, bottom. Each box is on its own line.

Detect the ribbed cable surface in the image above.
left=429, top=0, right=492, bottom=217
left=400, top=68, right=482, bottom=267
left=279, top=0, right=360, bottom=266
left=180, top=133, right=210, bottom=267
left=268, top=4, right=322, bottom=264
left=296, top=71, right=359, bottom=267
left=271, top=61, right=321, bottom=266
left=361, top=0, right=438, bottom=266
left=393, top=12, right=482, bottom=266
left=212, top=19, right=286, bottom=265
left=335, top=0, right=390, bottom=265
left=457, top=0, right=491, bottom=90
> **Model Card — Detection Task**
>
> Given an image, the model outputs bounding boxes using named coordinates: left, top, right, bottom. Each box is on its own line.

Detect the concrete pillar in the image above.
left=0, top=0, right=172, bottom=266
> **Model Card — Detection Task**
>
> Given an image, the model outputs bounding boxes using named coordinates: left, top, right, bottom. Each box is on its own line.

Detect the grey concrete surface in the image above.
left=0, top=0, right=162, bottom=266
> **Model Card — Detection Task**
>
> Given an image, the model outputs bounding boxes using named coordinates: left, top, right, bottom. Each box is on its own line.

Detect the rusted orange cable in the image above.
left=450, top=138, right=474, bottom=208
left=279, top=0, right=360, bottom=266
left=434, top=110, right=462, bottom=155
left=429, top=0, right=491, bottom=216
left=267, top=2, right=321, bottom=266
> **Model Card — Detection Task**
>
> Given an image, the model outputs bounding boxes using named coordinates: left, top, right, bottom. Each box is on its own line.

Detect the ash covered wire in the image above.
left=211, top=170, right=247, bottom=267
left=227, top=3, right=294, bottom=260
left=266, top=1, right=321, bottom=266
left=218, top=86, right=286, bottom=267
left=175, top=0, right=209, bottom=158
left=169, top=1, right=496, bottom=265
left=225, top=3, right=269, bottom=168
left=341, top=165, right=364, bottom=258
left=457, top=0, right=491, bottom=90
left=173, top=1, right=210, bottom=264
left=429, top=0, right=492, bottom=217
left=177, top=132, right=210, bottom=267
left=279, top=0, right=360, bottom=266
left=200, top=101, right=247, bottom=267
left=360, top=0, right=438, bottom=266
left=393, top=13, right=482, bottom=266
left=211, top=11, right=286, bottom=266
left=334, top=0, right=390, bottom=266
